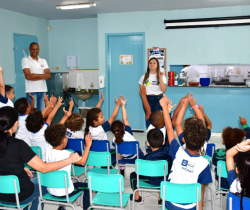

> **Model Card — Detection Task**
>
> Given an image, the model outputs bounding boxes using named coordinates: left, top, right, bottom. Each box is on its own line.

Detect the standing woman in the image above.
left=139, top=58, right=167, bottom=113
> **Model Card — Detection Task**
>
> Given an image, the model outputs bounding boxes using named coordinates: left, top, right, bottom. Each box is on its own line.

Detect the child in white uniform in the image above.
left=0, top=66, right=15, bottom=108
left=226, top=139, right=250, bottom=210
left=14, top=96, right=35, bottom=145
left=45, top=123, right=92, bottom=210
left=161, top=95, right=212, bottom=210
left=66, top=113, right=84, bottom=139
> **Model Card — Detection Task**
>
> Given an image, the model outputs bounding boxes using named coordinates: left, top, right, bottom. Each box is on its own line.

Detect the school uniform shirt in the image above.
left=21, top=55, right=49, bottom=93
left=0, top=137, right=36, bottom=202
left=178, top=128, right=211, bottom=155
left=30, top=123, right=52, bottom=161
left=112, top=125, right=137, bottom=159
left=228, top=169, right=242, bottom=194
left=0, top=94, right=13, bottom=108
left=168, top=138, right=212, bottom=209
left=139, top=73, right=166, bottom=95
left=16, top=115, right=31, bottom=146
left=89, top=121, right=110, bottom=140
left=66, top=128, right=84, bottom=139
left=45, top=147, right=74, bottom=196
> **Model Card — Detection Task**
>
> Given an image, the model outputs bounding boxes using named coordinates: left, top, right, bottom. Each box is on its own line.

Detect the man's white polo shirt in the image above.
left=21, top=55, right=49, bottom=93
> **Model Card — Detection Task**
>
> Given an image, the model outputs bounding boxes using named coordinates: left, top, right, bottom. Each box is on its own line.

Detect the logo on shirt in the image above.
left=145, top=80, right=151, bottom=86
left=181, top=159, right=195, bottom=173
left=66, top=131, right=72, bottom=138
left=151, top=81, right=158, bottom=85
left=41, top=64, right=44, bottom=67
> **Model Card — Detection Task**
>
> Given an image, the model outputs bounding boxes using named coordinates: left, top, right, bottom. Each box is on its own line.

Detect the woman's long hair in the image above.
left=236, top=151, right=250, bottom=210
left=142, top=58, right=160, bottom=85
left=111, top=120, right=125, bottom=145
left=0, top=107, right=18, bottom=157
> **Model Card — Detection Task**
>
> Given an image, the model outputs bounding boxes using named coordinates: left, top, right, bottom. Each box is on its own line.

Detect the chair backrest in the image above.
left=227, top=193, right=250, bottom=210
left=206, top=143, right=216, bottom=158
left=66, top=138, right=84, bottom=155
left=38, top=171, right=70, bottom=188
left=86, top=151, right=111, bottom=167
left=115, top=141, right=139, bottom=155
left=87, top=172, right=124, bottom=193
left=217, top=160, right=228, bottom=179
left=0, top=175, right=20, bottom=194
left=135, top=159, right=168, bottom=177
left=161, top=181, right=201, bottom=209
left=30, top=146, right=42, bottom=159
left=202, top=155, right=211, bottom=166
left=90, top=140, right=110, bottom=152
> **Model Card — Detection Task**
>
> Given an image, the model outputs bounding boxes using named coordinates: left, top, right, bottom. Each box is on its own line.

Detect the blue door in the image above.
left=14, top=34, right=38, bottom=99
left=107, top=33, right=145, bottom=131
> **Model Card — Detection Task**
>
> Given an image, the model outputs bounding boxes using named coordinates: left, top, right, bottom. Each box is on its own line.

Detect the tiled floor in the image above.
left=45, top=132, right=227, bottom=210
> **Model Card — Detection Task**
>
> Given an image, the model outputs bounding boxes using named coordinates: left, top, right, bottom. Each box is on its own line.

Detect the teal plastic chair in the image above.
left=132, top=159, right=168, bottom=210
left=203, top=155, right=211, bottom=167
left=213, top=160, right=229, bottom=209
left=25, top=146, right=42, bottom=171
left=83, top=151, right=119, bottom=182
left=161, top=181, right=201, bottom=210
left=87, top=172, right=130, bottom=210
left=0, top=175, right=35, bottom=209
left=37, top=170, right=84, bottom=210
left=65, top=149, right=90, bottom=182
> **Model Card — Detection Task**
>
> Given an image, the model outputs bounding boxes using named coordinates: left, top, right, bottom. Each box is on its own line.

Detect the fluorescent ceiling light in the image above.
left=56, top=3, right=96, bottom=10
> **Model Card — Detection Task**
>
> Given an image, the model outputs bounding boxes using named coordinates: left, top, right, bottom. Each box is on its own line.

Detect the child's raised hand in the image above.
left=239, top=115, right=247, bottom=126
left=28, top=93, right=34, bottom=100
left=189, top=97, right=197, bottom=107
left=55, top=96, right=64, bottom=107
left=121, top=99, right=127, bottom=107
left=115, top=95, right=124, bottom=105
left=63, top=107, right=71, bottom=117
left=139, top=86, right=146, bottom=96
left=101, top=89, right=104, bottom=100
left=182, top=92, right=193, bottom=100
left=85, top=134, right=93, bottom=148
left=69, top=97, right=74, bottom=107
left=159, top=94, right=169, bottom=108
left=0, top=66, right=2, bottom=72
left=167, top=100, right=176, bottom=113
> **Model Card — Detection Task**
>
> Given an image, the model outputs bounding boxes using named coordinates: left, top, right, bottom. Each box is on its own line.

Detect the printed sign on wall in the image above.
left=120, top=55, right=133, bottom=65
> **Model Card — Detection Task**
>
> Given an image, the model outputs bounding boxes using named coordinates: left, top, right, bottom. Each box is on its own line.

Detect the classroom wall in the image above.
left=97, top=6, right=250, bottom=132
left=0, top=8, right=49, bottom=85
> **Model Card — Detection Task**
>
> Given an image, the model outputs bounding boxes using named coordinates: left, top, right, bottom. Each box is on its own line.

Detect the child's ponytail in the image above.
left=111, top=120, right=125, bottom=145
left=0, top=107, right=18, bottom=157
left=84, top=108, right=102, bottom=137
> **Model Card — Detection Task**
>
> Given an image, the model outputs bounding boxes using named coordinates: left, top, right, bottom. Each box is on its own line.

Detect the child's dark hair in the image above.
left=111, top=120, right=125, bottom=145
left=236, top=151, right=250, bottom=210
left=0, top=107, right=18, bottom=157
left=14, top=98, right=29, bottom=115
left=222, top=127, right=246, bottom=150
left=147, top=129, right=164, bottom=148
left=66, top=113, right=84, bottom=132
left=45, top=124, right=66, bottom=147
left=149, top=110, right=164, bottom=128
left=183, top=118, right=207, bottom=151
left=26, top=111, right=44, bottom=133
left=84, top=108, right=102, bottom=136
left=5, top=85, right=13, bottom=95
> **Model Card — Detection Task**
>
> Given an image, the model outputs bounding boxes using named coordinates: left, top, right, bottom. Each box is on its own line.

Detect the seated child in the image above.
left=26, top=96, right=68, bottom=161
left=139, top=86, right=175, bottom=153
left=161, top=95, right=212, bottom=210
left=129, top=129, right=172, bottom=206
left=14, top=94, right=35, bottom=145
left=111, top=98, right=144, bottom=165
left=45, top=124, right=92, bottom=210
left=0, top=66, right=15, bottom=108
left=226, top=139, right=250, bottom=209
left=212, top=115, right=250, bottom=189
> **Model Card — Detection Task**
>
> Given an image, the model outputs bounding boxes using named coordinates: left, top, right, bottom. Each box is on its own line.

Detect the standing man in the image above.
left=21, top=42, right=51, bottom=111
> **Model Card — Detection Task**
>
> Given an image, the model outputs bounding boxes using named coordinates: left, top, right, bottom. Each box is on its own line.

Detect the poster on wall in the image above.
left=120, top=55, right=133, bottom=65
left=147, top=48, right=167, bottom=75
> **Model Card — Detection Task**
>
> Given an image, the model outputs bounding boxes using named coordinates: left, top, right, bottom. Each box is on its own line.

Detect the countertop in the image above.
left=169, top=84, right=249, bottom=88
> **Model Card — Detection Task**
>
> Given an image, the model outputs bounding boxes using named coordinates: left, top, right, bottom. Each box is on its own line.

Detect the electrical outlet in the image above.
left=56, top=66, right=60, bottom=70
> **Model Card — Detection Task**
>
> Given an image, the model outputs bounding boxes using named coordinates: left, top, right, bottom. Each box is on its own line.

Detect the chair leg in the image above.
left=220, top=194, right=222, bottom=208
left=141, top=191, right=144, bottom=205
left=132, top=189, right=139, bottom=210
left=128, top=200, right=131, bottom=210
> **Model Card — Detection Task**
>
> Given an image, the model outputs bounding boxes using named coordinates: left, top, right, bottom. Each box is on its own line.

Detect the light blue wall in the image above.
left=0, top=8, right=49, bottom=85
left=48, top=18, right=98, bottom=73
left=98, top=6, right=250, bottom=132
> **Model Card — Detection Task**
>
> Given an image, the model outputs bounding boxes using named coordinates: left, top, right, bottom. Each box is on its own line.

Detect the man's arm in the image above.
left=0, top=66, right=5, bottom=97
left=23, top=68, right=51, bottom=81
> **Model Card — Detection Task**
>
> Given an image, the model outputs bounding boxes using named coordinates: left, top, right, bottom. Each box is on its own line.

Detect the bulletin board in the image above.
left=147, top=48, right=167, bottom=76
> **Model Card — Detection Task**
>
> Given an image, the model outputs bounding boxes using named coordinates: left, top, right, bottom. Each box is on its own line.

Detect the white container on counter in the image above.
left=229, top=75, right=243, bottom=82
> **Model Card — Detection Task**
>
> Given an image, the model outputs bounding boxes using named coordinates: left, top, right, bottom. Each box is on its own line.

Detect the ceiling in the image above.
left=0, top=0, right=250, bottom=20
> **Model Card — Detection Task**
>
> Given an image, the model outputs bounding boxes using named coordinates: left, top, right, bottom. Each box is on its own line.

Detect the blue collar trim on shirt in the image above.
left=20, top=114, right=28, bottom=116
left=185, top=149, right=200, bottom=157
